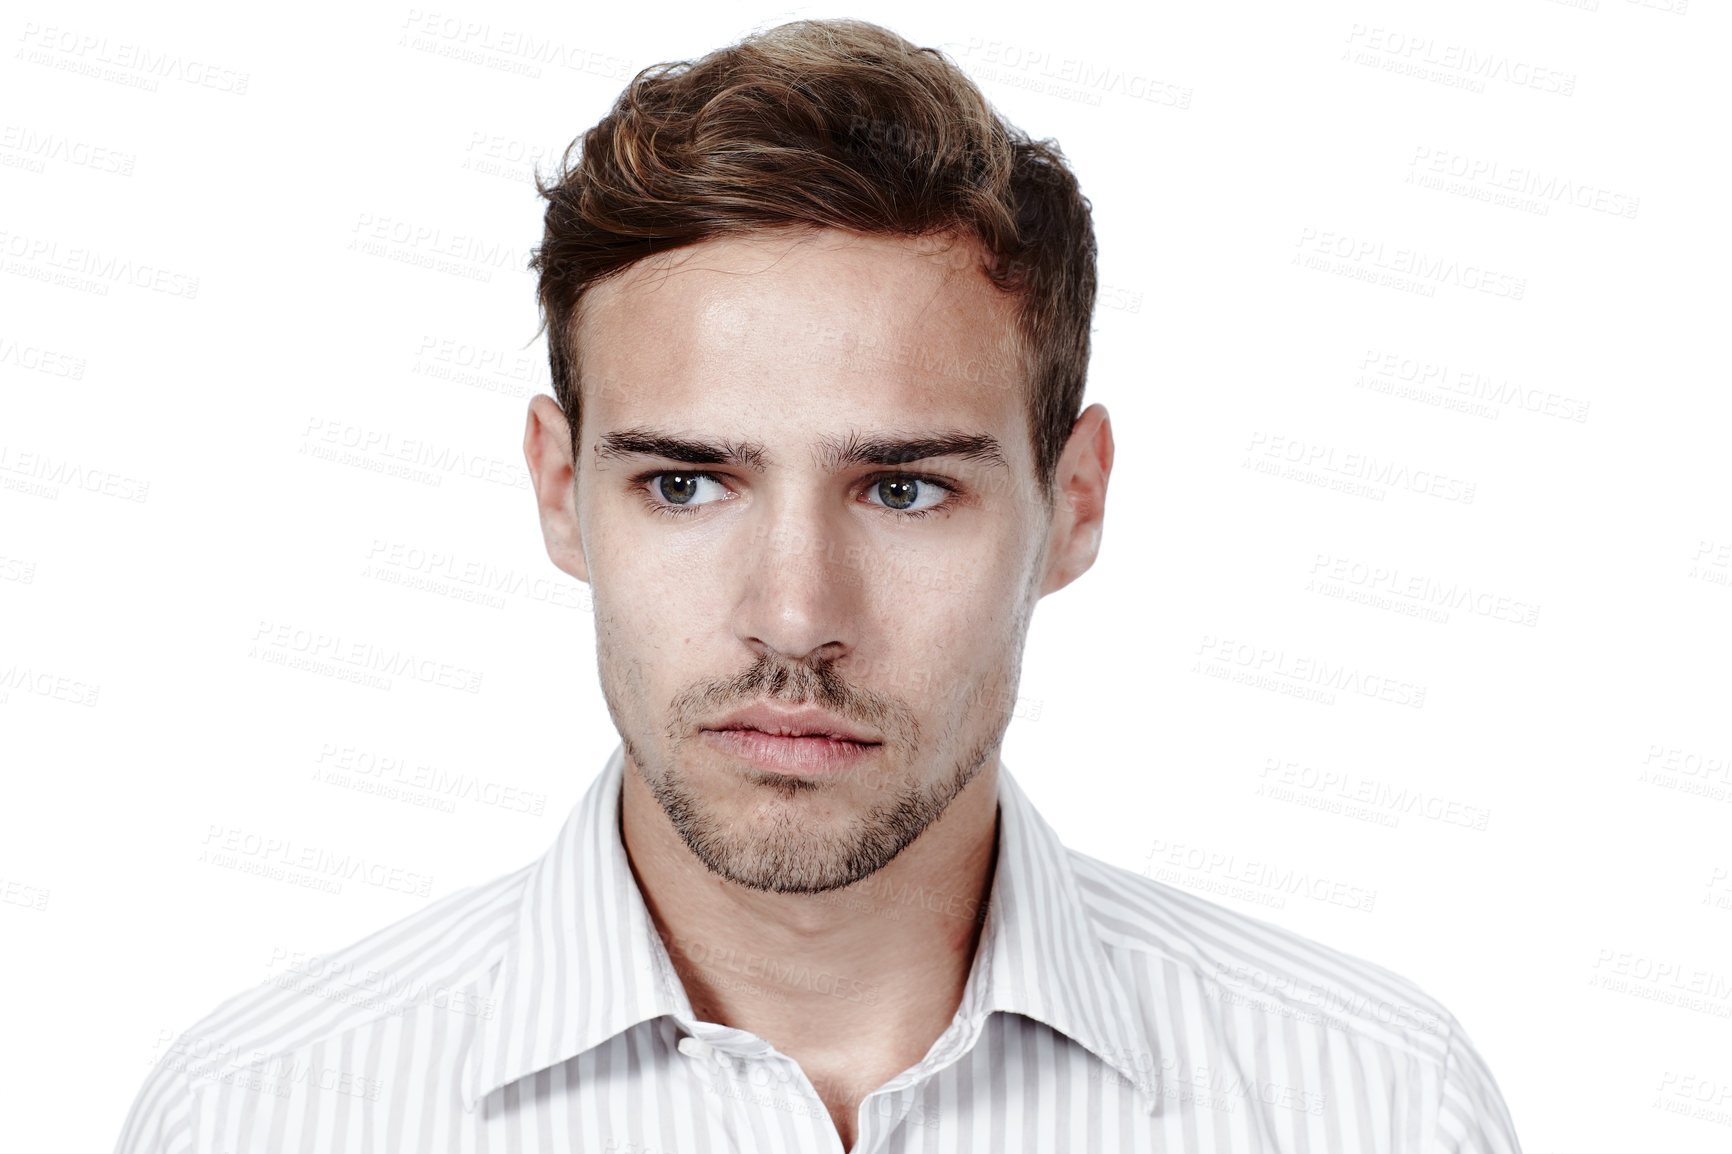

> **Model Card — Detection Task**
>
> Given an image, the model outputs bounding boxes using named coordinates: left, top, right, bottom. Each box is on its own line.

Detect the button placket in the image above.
left=676, top=1026, right=853, bottom=1146
left=668, top=1027, right=751, bottom=1154
left=854, top=1084, right=921, bottom=1151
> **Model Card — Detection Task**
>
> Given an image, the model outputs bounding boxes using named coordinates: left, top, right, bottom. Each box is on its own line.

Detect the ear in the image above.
left=1038, top=403, right=1114, bottom=597
left=523, top=394, right=590, bottom=583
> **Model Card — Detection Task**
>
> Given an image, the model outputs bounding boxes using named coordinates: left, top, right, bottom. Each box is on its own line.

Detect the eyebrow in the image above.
left=594, top=428, right=766, bottom=469
left=815, top=430, right=1007, bottom=471
left=593, top=428, right=1008, bottom=472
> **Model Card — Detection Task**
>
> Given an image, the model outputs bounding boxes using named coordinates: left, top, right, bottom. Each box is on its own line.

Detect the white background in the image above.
left=3, top=0, right=1729, bottom=1149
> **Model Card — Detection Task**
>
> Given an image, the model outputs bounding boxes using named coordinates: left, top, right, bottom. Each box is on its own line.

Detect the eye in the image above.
left=643, top=471, right=730, bottom=514
left=863, top=475, right=951, bottom=515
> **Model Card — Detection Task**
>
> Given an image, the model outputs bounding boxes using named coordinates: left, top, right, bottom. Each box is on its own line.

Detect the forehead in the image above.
left=571, top=228, right=1029, bottom=455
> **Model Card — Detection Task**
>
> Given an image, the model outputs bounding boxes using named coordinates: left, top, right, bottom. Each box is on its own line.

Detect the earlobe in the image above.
left=523, top=394, right=590, bottom=584
left=1037, top=404, right=1113, bottom=597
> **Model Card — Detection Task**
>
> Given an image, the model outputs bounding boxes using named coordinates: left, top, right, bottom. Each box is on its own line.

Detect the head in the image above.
left=523, top=19, right=1113, bottom=894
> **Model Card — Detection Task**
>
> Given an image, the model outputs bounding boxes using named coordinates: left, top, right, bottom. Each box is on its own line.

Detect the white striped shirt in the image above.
left=116, top=745, right=1521, bottom=1152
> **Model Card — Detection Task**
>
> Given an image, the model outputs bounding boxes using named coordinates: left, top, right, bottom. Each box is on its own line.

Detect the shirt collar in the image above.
left=462, top=744, right=689, bottom=1107
left=966, top=767, right=1160, bottom=1106
left=464, top=745, right=1159, bottom=1110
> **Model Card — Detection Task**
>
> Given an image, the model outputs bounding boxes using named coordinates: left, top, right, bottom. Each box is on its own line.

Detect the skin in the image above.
left=523, top=226, right=1113, bottom=1149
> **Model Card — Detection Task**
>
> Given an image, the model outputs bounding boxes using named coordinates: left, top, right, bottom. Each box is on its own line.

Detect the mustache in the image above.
left=667, top=652, right=919, bottom=747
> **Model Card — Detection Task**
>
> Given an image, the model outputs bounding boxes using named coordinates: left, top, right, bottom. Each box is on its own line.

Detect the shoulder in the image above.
left=183, top=863, right=530, bottom=1072
left=1066, top=848, right=1521, bottom=1149
left=1067, top=847, right=1453, bottom=1056
left=113, top=865, right=531, bottom=1153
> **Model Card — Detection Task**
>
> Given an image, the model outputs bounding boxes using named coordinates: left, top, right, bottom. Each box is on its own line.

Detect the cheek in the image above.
left=587, top=503, right=698, bottom=606
left=588, top=534, right=738, bottom=694
left=877, top=538, right=1032, bottom=641
left=587, top=490, right=740, bottom=589
left=594, top=581, right=708, bottom=673
left=865, top=577, right=1028, bottom=705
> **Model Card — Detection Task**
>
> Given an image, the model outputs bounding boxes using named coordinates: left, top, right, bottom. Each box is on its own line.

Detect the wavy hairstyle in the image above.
left=530, top=18, right=1097, bottom=500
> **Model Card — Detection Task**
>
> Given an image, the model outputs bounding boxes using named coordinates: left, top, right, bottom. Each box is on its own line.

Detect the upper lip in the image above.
left=703, top=703, right=881, bottom=744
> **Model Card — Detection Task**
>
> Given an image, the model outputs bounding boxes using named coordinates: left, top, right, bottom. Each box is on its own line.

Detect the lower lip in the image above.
left=701, top=728, right=881, bottom=777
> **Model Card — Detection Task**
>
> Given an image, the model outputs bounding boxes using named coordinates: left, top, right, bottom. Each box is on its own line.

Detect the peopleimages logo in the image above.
left=1, top=229, right=199, bottom=299
left=1258, top=758, right=1492, bottom=831
left=1357, top=349, right=1591, bottom=424
left=300, top=417, right=530, bottom=491
left=1408, top=146, right=1640, bottom=220
left=0, top=443, right=149, bottom=502
left=15, top=22, right=251, bottom=94
left=1194, top=633, right=1428, bottom=709
left=199, top=825, right=435, bottom=898
left=397, top=9, right=632, bottom=81
left=0, top=124, right=136, bottom=175
left=943, top=37, right=1193, bottom=109
left=1342, top=25, right=1576, bottom=96
left=1244, top=431, right=1477, bottom=505
left=250, top=619, right=485, bottom=695
left=1143, top=839, right=1379, bottom=913
left=313, top=742, right=548, bottom=816
left=1307, top=553, right=1541, bottom=628
left=0, top=334, right=87, bottom=379
left=1294, top=228, right=1526, bottom=301
left=0, top=663, right=101, bottom=707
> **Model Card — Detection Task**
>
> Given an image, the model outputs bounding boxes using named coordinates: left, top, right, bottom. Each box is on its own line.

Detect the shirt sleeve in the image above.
left=1429, top=1012, right=1522, bottom=1154
left=112, top=1049, right=198, bottom=1154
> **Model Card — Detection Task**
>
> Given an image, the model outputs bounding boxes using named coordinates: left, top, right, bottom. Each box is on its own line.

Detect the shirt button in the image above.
left=677, top=1036, right=715, bottom=1062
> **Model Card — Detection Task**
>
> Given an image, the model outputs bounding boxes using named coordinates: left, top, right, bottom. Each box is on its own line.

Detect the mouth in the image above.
left=700, top=703, right=883, bottom=776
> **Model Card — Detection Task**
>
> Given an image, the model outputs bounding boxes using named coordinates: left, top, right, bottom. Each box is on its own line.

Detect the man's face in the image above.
left=548, top=228, right=1075, bottom=893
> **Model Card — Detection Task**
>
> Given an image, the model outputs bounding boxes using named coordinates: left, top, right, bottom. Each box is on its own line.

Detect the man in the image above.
left=117, top=18, right=1520, bottom=1153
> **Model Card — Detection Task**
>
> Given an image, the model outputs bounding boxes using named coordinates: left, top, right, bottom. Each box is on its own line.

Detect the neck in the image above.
left=619, top=756, right=1001, bottom=1144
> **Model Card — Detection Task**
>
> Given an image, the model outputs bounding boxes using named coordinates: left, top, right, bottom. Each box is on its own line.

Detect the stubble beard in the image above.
left=616, top=654, right=1005, bottom=894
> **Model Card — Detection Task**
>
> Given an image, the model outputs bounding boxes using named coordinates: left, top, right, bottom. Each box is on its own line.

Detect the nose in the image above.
left=730, top=499, right=861, bottom=666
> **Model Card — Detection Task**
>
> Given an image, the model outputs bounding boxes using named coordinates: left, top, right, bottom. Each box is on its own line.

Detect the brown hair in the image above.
left=530, top=18, right=1096, bottom=500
